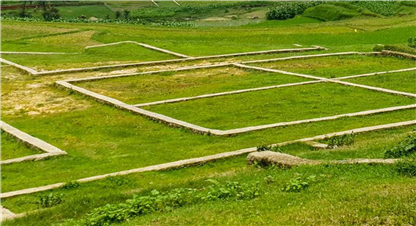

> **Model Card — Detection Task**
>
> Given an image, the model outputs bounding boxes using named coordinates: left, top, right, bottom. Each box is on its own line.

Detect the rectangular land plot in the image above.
left=145, top=82, right=416, bottom=130
left=1, top=132, right=42, bottom=161
left=1, top=43, right=178, bottom=71
left=249, top=55, right=416, bottom=78
left=76, top=66, right=310, bottom=105
left=346, top=71, right=416, bottom=94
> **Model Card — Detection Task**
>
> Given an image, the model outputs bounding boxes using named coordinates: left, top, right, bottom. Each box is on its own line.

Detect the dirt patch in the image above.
left=1, top=67, right=92, bottom=117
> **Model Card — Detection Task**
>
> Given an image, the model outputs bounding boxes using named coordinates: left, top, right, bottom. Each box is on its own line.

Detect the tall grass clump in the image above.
left=266, top=1, right=322, bottom=20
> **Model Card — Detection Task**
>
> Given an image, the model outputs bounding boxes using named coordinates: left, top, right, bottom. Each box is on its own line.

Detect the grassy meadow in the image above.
left=1, top=1, right=416, bottom=226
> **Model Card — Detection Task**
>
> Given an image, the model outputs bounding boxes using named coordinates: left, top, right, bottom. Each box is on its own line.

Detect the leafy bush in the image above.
left=282, top=175, right=316, bottom=192
left=326, top=134, right=355, bottom=149
left=395, top=159, right=416, bottom=177
left=352, top=1, right=396, bottom=16
left=266, top=1, right=322, bottom=20
left=42, top=7, right=61, bottom=21
left=37, top=193, right=64, bottom=208
left=84, top=180, right=260, bottom=226
left=257, top=144, right=272, bottom=152
left=61, top=181, right=80, bottom=189
left=384, top=135, right=416, bottom=158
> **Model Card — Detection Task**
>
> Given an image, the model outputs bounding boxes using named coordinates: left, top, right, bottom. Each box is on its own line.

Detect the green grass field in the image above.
left=347, top=71, right=416, bottom=94
left=251, top=55, right=416, bottom=78
left=146, top=82, right=415, bottom=130
left=1, top=2, right=416, bottom=225
left=0, top=132, right=42, bottom=160
left=77, top=66, right=309, bottom=104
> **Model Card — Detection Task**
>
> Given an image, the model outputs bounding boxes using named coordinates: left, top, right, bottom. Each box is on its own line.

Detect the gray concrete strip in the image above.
left=173, top=0, right=180, bottom=5
left=332, top=80, right=416, bottom=98
left=0, top=58, right=38, bottom=75
left=86, top=41, right=189, bottom=58
left=335, top=67, right=416, bottom=80
left=242, top=51, right=359, bottom=64
left=190, top=47, right=325, bottom=60
left=35, top=46, right=324, bottom=75
left=1, top=183, right=65, bottom=199
left=233, top=63, right=327, bottom=80
left=151, top=0, right=158, bottom=6
left=1, top=121, right=67, bottom=165
left=332, top=158, right=398, bottom=164
left=305, top=141, right=329, bottom=149
left=56, top=81, right=222, bottom=135
left=134, top=80, right=322, bottom=107
left=381, top=50, right=416, bottom=60
left=138, top=43, right=189, bottom=58
left=1, top=206, right=16, bottom=221
left=2, top=120, right=414, bottom=199
left=1, top=51, right=78, bottom=55
left=222, top=104, right=416, bottom=135
left=66, top=63, right=230, bottom=83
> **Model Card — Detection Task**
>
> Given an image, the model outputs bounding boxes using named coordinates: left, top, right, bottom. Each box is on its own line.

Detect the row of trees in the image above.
left=18, top=1, right=61, bottom=21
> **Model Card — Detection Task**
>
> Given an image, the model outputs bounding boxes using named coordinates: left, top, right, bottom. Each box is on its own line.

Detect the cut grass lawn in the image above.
left=145, top=82, right=416, bottom=130
left=77, top=66, right=310, bottom=104
left=250, top=55, right=416, bottom=78
left=346, top=71, right=416, bottom=94
left=0, top=132, right=42, bottom=160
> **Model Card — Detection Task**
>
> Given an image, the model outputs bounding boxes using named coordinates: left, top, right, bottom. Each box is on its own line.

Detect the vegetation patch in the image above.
left=84, top=179, right=260, bottom=226
left=303, top=4, right=362, bottom=21
left=384, top=134, right=416, bottom=158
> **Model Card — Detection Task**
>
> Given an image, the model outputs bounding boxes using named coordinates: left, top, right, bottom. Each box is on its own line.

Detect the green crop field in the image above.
left=1, top=1, right=415, bottom=226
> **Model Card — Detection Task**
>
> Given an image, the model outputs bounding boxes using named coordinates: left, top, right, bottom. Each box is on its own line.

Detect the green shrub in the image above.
left=384, top=135, right=416, bottom=158
left=37, top=193, right=64, bottom=208
left=395, top=159, right=416, bottom=176
left=352, top=1, right=396, bottom=16
left=84, top=180, right=260, bottom=226
left=257, top=144, right=272, bottom=152
left=42, top=7, right=60, bottom=21
left=282, top=175, right=316, bottom=192
left=326, top=134, right=355, bottom=149
left=266, top=1, right=322, bottom=20
left=61, top=181, right=80, bottom=189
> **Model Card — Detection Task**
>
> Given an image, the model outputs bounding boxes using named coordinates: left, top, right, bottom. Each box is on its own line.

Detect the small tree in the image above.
left=18, top=1, right=31, bottom=18
left=123, top=9, right=130, bottom=20
left=42, top=7, right=60, bottom=21
left=115, top=11, right=121, bottom=19
left=37, top=1, right=47, bottom=11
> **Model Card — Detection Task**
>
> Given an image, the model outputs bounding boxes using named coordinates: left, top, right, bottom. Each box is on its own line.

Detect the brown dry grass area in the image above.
left=1, top=66, right=92, bottom=117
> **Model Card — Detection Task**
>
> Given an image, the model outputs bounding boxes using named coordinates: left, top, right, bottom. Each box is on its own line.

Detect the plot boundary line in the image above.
left=56, top=52, right=416, bottom=136
left=0, top=44, right=325, bottom=76
left=85, top=41, right=189, bottom=58
left=0, top=121, right=67, bottom=165
left=1, top=120, right=414, bottom=201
